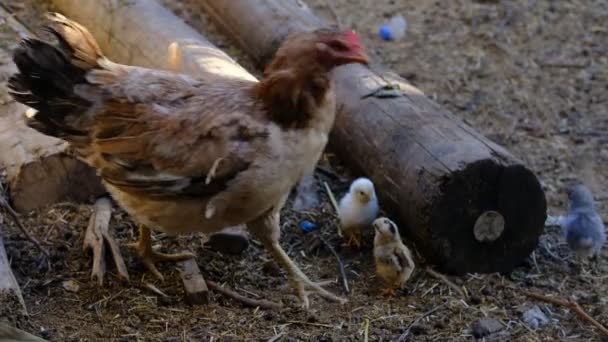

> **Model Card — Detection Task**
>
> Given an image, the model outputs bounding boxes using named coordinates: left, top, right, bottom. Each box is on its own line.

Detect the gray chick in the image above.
left=561, top=184, right=606, bottom=259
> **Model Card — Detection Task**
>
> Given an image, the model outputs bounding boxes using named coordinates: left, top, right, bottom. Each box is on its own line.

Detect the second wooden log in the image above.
left=198, top=0, right=547, bottom=274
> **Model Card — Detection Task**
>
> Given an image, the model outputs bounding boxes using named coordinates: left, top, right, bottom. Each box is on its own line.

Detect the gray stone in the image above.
left=522, top=305, right=549, bottom=329
left=472, top=318, right=503, bottom=338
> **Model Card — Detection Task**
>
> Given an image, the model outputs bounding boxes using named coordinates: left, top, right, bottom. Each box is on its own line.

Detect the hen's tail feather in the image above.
left=7, top=12, right=103, bottom=139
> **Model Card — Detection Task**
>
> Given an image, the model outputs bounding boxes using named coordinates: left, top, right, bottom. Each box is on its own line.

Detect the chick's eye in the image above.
left=389, top=224, right=396, bottom=235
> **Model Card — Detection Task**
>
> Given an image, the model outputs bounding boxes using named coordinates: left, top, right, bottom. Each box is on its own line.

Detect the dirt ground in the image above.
left=1, top=0, right=607, bottom=341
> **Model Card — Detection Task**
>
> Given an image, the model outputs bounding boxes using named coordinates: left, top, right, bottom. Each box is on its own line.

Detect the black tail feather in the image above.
left=7, top=13, right=102, bottom=139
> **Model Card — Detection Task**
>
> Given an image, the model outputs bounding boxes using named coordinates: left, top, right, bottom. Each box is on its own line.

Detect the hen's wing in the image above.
left=83, top=63, right=269, bottom=199
left=377, top=246, right=407, bottom=272
left=394, top=246, right=413, bottom=270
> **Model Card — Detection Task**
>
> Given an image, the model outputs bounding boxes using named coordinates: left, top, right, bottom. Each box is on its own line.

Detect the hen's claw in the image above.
left=292, top=277, right=347, bottom=308
left=128, top=225, right=194, bottom=281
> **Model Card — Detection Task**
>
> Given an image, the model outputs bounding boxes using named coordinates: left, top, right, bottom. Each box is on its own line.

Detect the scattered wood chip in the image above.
left=179, top=257, right=209, bottom=305
left=0, top=225, right=27, bottom=316
left=425, top=267, right=467, bottom=299
left=61, top=279, right=80, bottom=293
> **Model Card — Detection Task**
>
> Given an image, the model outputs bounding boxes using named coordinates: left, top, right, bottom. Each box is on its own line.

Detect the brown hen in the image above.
left=8, top=13, right=368, bottom=307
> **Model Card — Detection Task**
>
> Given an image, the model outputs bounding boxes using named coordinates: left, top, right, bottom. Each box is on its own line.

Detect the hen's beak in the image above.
left=339, top=49, right=369, bottom=65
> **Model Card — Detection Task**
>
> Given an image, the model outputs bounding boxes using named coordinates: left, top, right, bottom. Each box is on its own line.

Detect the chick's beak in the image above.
left=360, top=192, right=371, bottom=203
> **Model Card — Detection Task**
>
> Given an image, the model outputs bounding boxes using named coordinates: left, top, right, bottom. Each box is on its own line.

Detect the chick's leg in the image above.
left=248, top=211, right=347, bottom=308
left=346, top=230, right=362, bottom=249
left=127, top=225, right=194, bottom=280
left=381, top=287, right=397, bottom=297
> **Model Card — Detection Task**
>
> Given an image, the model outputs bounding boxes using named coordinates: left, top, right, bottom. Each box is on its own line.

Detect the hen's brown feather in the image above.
left=8, top=13, right=362, bottom=237
left=80, top=67, right=270, bottom=200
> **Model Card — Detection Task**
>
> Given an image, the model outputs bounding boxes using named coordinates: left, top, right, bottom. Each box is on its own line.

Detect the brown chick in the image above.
left=373, top=217, right=415, bottom=297
left=8, top=13, right=368, bottom=307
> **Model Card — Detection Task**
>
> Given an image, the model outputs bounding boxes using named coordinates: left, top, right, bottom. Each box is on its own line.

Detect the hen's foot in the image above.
left=269, top=241, right=346, bottom=308
left=127, top=225, right=194, bottom=281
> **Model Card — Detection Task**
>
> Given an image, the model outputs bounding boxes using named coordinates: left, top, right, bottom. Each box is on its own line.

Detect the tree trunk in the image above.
left=197, top=0, right=547, bottom=274
left=49, top=0, right=252, bottom=251
left=0, top=6, right=104, bottom=213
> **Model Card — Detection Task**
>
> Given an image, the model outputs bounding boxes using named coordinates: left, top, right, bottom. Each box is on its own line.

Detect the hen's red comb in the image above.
left=344, top=29, right=361, bottom=47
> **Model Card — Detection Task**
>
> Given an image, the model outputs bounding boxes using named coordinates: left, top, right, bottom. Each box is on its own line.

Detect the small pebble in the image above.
left=472, top=318, right=503, bottom=338
left=62, top=279, right=80, bottom=293
left=522, top=305, right=549, bottom=329
left=470, top=295, right=482, bottom=305
left=299, top=220, right=318, bottom=233
left=39, top=327, right=51, bottom=339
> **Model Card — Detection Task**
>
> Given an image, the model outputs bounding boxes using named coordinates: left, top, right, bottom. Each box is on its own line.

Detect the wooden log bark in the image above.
left=48, top=0, right=253, bottom=252
left=198, top=0, right=547, bottom=274
left=0, top=322, right=48, bottom=341
left=0, top=219, right=27, bottom=316
left=0, top=6, right=104, bottom=213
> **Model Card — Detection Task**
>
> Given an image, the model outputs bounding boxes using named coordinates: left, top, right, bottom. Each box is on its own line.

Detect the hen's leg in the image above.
left=127, top=225, right=194, bottom=280
left=248, top=211, right=347, bottom=308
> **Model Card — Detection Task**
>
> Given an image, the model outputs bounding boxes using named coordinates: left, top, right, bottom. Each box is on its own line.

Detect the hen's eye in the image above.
left=328, top=40, right=348, bottom=51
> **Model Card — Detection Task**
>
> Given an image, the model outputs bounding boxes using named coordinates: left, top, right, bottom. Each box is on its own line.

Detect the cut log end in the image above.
left=428, top=162, right=546, bottom=274
left=474, top=211, right=505, bottom=242
left=10, top=154, right=104, bottom=213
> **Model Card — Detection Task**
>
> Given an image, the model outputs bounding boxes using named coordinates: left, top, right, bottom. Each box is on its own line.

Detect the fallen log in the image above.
left=49, top=0, right=253, bottom=253
left=198, top=0, right=547, bottom=274
left=0, top=5, right=104, bottom=213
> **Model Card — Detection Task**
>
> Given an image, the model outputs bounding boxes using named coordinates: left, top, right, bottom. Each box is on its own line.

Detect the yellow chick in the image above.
left=338, top=177, right=379, bottom=248
left=373, top=217, right=415, bottom=296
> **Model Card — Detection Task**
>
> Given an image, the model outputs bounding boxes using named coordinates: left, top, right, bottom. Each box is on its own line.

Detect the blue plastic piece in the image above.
left=379, top=24, right=393, bottom=41
left=299, top=220, right=318, bottom=233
